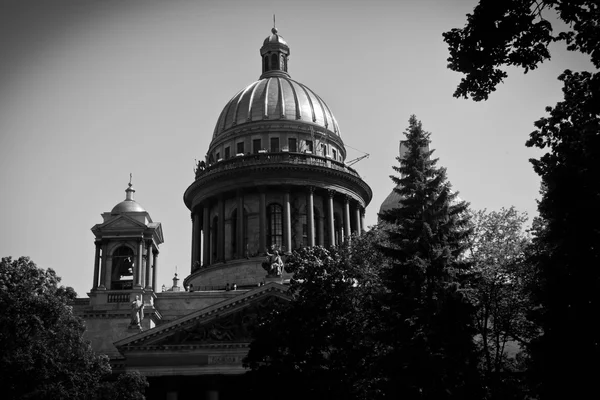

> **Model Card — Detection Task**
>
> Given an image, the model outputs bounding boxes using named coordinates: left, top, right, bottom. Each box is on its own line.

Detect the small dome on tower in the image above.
left=111, top=182, right=146, bottom=214
left=263, top=27, right=288, bottom=46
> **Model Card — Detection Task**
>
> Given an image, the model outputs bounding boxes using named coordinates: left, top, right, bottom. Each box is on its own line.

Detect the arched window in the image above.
left=267, top=203, right=283, bottom=249
left=111, top=246, right=135, bottom=290
left=334, top=212, right=342, bottom=246
left=271, top=54, right=278, bottom=70
left=211, top=216, right=218, bottom=263
left=314, top=208, right=320, bottom=245
left=264, top=56, right=269, bottom=72
left=231, top=209, right=238, bottom=257
left=300, top=211, right=307, bottom=248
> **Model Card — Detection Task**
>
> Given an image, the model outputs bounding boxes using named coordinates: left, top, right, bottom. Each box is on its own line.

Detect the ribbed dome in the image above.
left=111, top=199, right=145, bottom=214
left=213, top=77, right=340, bottom=138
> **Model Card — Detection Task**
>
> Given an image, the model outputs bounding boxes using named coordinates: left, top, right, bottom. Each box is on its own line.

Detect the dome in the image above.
left=111, top=199, right=146, bottom=214
left=110, top=183, right=146, bottom=214
left=379, top=188, right=402, bottom=216
left=263, top=27, right=288, bottom=46
left=212, top=77, right=340, bottom=138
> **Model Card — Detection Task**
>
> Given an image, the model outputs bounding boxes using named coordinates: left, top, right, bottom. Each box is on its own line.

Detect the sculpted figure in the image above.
left=130, top=295, right=144, bottom=329
left=265, top=247, right=284, bottom=277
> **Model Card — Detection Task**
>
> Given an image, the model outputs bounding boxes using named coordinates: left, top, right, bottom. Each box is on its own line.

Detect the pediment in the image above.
left=115, top=283, right=290, bottom=351
left=98, top=215, right=147, bottom=231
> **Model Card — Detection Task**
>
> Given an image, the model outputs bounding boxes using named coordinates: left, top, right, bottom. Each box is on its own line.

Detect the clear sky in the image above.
left=0, top=0, right=591, bottom=297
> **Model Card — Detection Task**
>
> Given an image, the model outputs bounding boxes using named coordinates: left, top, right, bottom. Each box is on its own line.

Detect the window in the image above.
left=314, top=208, right=320, bottom=245
left=237, top=142, right=244, bottom=154
left=270, top=137, right=279, bottom=152
left=231, top=209, right=238, bottom=257
left=225, top=147, right=230, bottom=159
left=229, top=208, right=248, bottom=258
left=321, top=143, right=327, bottom=156
left=271, top=54, right=278, bottom=70
left=288, top=138, right=297, bottom=152
left=305, top=140, right=313, bottom=152
left=216, top=152, right=220, bottom=161
left=332, top=148, right=337, bottom=160
left=211, top=216, right=218, bottom=262
left=334, top=213, right=342, bottom=246
left=111, top=246, right=135, bottom=290
left=267, top=203, right=283, bottom=249
left=300, top=213, right=308, bottom=247
left=253, top=139, right=262, bottom=154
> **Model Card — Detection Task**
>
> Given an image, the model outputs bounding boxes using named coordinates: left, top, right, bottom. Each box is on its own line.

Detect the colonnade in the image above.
left=91, top=239, right=159, bottom=292
left=190, top=187, right=365, bottom=270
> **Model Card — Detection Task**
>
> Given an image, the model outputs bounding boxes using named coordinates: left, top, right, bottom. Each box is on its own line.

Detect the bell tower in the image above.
left=88, top=181, right=164, bottom=315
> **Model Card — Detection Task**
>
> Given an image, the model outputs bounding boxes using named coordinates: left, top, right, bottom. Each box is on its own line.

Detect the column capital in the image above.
left=327, top=189, right=336, bottom=198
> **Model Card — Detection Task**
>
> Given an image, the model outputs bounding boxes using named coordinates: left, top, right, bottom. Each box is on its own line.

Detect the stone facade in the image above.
left=73, top=27, right=372, bottom=400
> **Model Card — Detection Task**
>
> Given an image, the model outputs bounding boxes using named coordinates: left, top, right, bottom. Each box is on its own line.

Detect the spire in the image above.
left=260, top=22, right=290, bottom=79
left=125, top=173, right=135, bottom=201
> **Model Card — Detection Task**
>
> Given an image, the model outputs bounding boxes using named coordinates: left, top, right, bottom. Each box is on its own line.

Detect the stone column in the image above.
left=259, top=189, right=266, bottom=253
left=283, top=189, right=292, bottom=252
left=361, top=208, right=366, bottom=233
left=203, top=205, right=210, bottom=266
left=354, top=204, right=362, bottom=236
left=99, top=241, right=109, bottom=289
left=152, top=251, right=158, bottom=292
left=237, top=191, right=244, bottom=258
left=135, top=239, right=143, bottom=288
left=343, top=196, right=351, bottom=242
left=327, top=190, right=335, bottom=246
left=145, top=240, right=152, bottom=289
left=307, top=187, right=315, bottom=247
left=218, top=197, right=225, bottom=261
left=92, top=241, right=101, bottom=290
left=191, top=212, right=200, bottom=271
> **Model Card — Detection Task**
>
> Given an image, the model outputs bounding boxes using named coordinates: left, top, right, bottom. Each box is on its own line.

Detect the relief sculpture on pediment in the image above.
left=157, top=296, right=284, bottom=345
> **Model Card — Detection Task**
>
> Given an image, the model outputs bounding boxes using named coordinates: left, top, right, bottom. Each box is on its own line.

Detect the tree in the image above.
left=465, top=207, right=535, bottom=399
left=443, top=0, right=599, bottom=101
left=96, top=371, right=149, bottom=400
left=0, top=256, right=148, bottom=400
left=378, top=115, right=481, bottom=400
left=244, top=231, right=390, bottom=400
left=444, top=2, right=600, bottom=398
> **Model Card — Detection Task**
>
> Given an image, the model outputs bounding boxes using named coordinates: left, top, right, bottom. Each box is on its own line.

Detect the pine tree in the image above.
left=378, top=115, right=481, bottom=400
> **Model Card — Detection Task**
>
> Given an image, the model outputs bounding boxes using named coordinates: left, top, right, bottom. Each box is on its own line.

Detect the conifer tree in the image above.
left=378, top=115, right=481, bottom=400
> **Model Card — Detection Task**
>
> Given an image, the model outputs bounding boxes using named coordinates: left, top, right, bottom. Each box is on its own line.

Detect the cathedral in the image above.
left=74, top=27, right=372, bottom=400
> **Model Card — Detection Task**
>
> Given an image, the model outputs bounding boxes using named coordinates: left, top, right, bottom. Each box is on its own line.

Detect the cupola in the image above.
left=260, top=26, right=290, bottom=79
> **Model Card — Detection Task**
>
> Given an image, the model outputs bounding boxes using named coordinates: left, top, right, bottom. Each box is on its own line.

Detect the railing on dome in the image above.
left=195, top=152, right=363, bottom=180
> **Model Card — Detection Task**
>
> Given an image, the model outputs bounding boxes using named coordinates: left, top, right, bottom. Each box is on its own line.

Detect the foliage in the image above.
left=465, top=207, right=535, bottom=399
left=96, top=371, right=149, bottom=400
left=444, top=0, right=599, bottom=101
left=378, top=115, right=481, bottom=399
left=0, top=256, right=149, bottom=400
left=445, top=2, right=600, bottom=398
left=0, top=256, right=111, bottom=400
left=525, top=70, right=600, bottom=399
left=244, top=231, right=391, bottom=400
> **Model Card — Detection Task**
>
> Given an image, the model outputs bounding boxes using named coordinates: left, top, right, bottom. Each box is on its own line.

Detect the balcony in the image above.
left=195, top=152, right=362, bottom=180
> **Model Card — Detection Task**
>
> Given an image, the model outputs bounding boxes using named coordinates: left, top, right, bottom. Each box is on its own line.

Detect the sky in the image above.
left=0, top=0, right=592, bottom=297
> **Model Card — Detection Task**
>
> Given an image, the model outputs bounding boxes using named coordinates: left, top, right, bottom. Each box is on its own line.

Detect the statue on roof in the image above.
left=130, top=295, right=144, bottom=330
